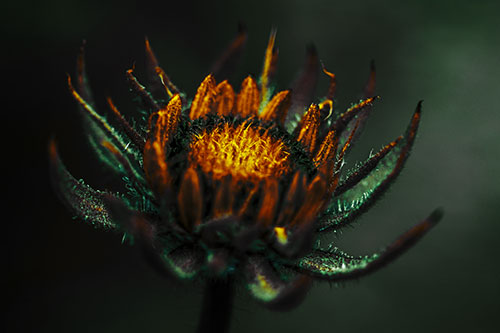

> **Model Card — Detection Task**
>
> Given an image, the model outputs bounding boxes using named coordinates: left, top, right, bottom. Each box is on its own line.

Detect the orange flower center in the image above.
left=189, top=122, right=290, bottom=182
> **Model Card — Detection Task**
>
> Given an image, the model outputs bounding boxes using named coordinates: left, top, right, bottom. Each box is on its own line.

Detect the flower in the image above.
left=50, top=29, right=442, bottom=311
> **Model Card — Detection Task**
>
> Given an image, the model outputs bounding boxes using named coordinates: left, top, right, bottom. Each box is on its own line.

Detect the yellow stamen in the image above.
left=189, top=122, right=290, bottom=182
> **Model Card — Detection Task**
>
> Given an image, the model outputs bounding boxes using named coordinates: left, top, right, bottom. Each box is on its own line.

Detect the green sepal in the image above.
left=318, top=103, right=422, bottom=232
left=295, top=248, right=379, bottom=280
left=49, top=141, right=126, bottom=229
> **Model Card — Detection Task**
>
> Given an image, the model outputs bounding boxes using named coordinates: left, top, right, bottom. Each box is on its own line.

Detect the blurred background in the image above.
left=6, top=0, right=499, bottom=332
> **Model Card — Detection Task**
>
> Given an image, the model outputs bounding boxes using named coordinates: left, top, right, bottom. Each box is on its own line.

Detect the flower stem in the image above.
left=196, top=277, right=234, bottom=333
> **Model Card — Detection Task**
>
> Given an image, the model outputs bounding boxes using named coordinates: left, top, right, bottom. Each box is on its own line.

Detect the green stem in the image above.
left=196, top=277, right=234, bottom=333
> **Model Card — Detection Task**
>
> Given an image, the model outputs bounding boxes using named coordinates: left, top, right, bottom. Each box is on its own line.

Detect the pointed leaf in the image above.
left=296, top=209, right=442, bottom=280
left=318, top=102, right=422, bottom=232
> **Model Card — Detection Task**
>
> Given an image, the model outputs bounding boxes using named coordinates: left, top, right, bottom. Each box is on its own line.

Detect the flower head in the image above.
left=50, top=29, right=442, bottom=310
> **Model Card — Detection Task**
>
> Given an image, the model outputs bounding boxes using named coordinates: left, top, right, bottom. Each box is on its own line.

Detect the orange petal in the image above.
left=143, top=141, right=171, bottom=196
left=236, top=75, right=260, bottom=117
left=289, top=174, right=328, bottom=227
left=143, top=94, right=182, bottom=195
left=177, top=167, right=203, bottom=230
left=154, top=94, right=183, bottom=147
left=260, top=90, right=291, bottom=124
left=237, top=184, right=260, bottom=218
left=314, top=130, right=337, bottom=166
left=214, top=80, right=235, bottom=116
left=212, top=176, right=235, bottom=218
left=276, top=171, right=307, bottom=226
left=256, top=178, right=280, bottom=227
left=189, top=74, right=217, bottom=120
left=295, top=103, right=321, bottom=154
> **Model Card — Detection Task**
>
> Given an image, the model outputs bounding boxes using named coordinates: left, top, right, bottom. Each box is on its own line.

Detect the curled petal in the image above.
left=245, top=256, right=312, bottom=311
left=322, top=63, right=337, bottom=102
left=296, top=209, right=443, bottom=280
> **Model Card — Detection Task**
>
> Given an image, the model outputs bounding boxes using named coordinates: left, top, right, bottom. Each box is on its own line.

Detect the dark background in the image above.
left=6, top=0, right=500, bottom=332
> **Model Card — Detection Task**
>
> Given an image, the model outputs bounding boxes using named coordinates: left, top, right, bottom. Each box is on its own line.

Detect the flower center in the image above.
left=189, top=121, right=290, bottom=182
